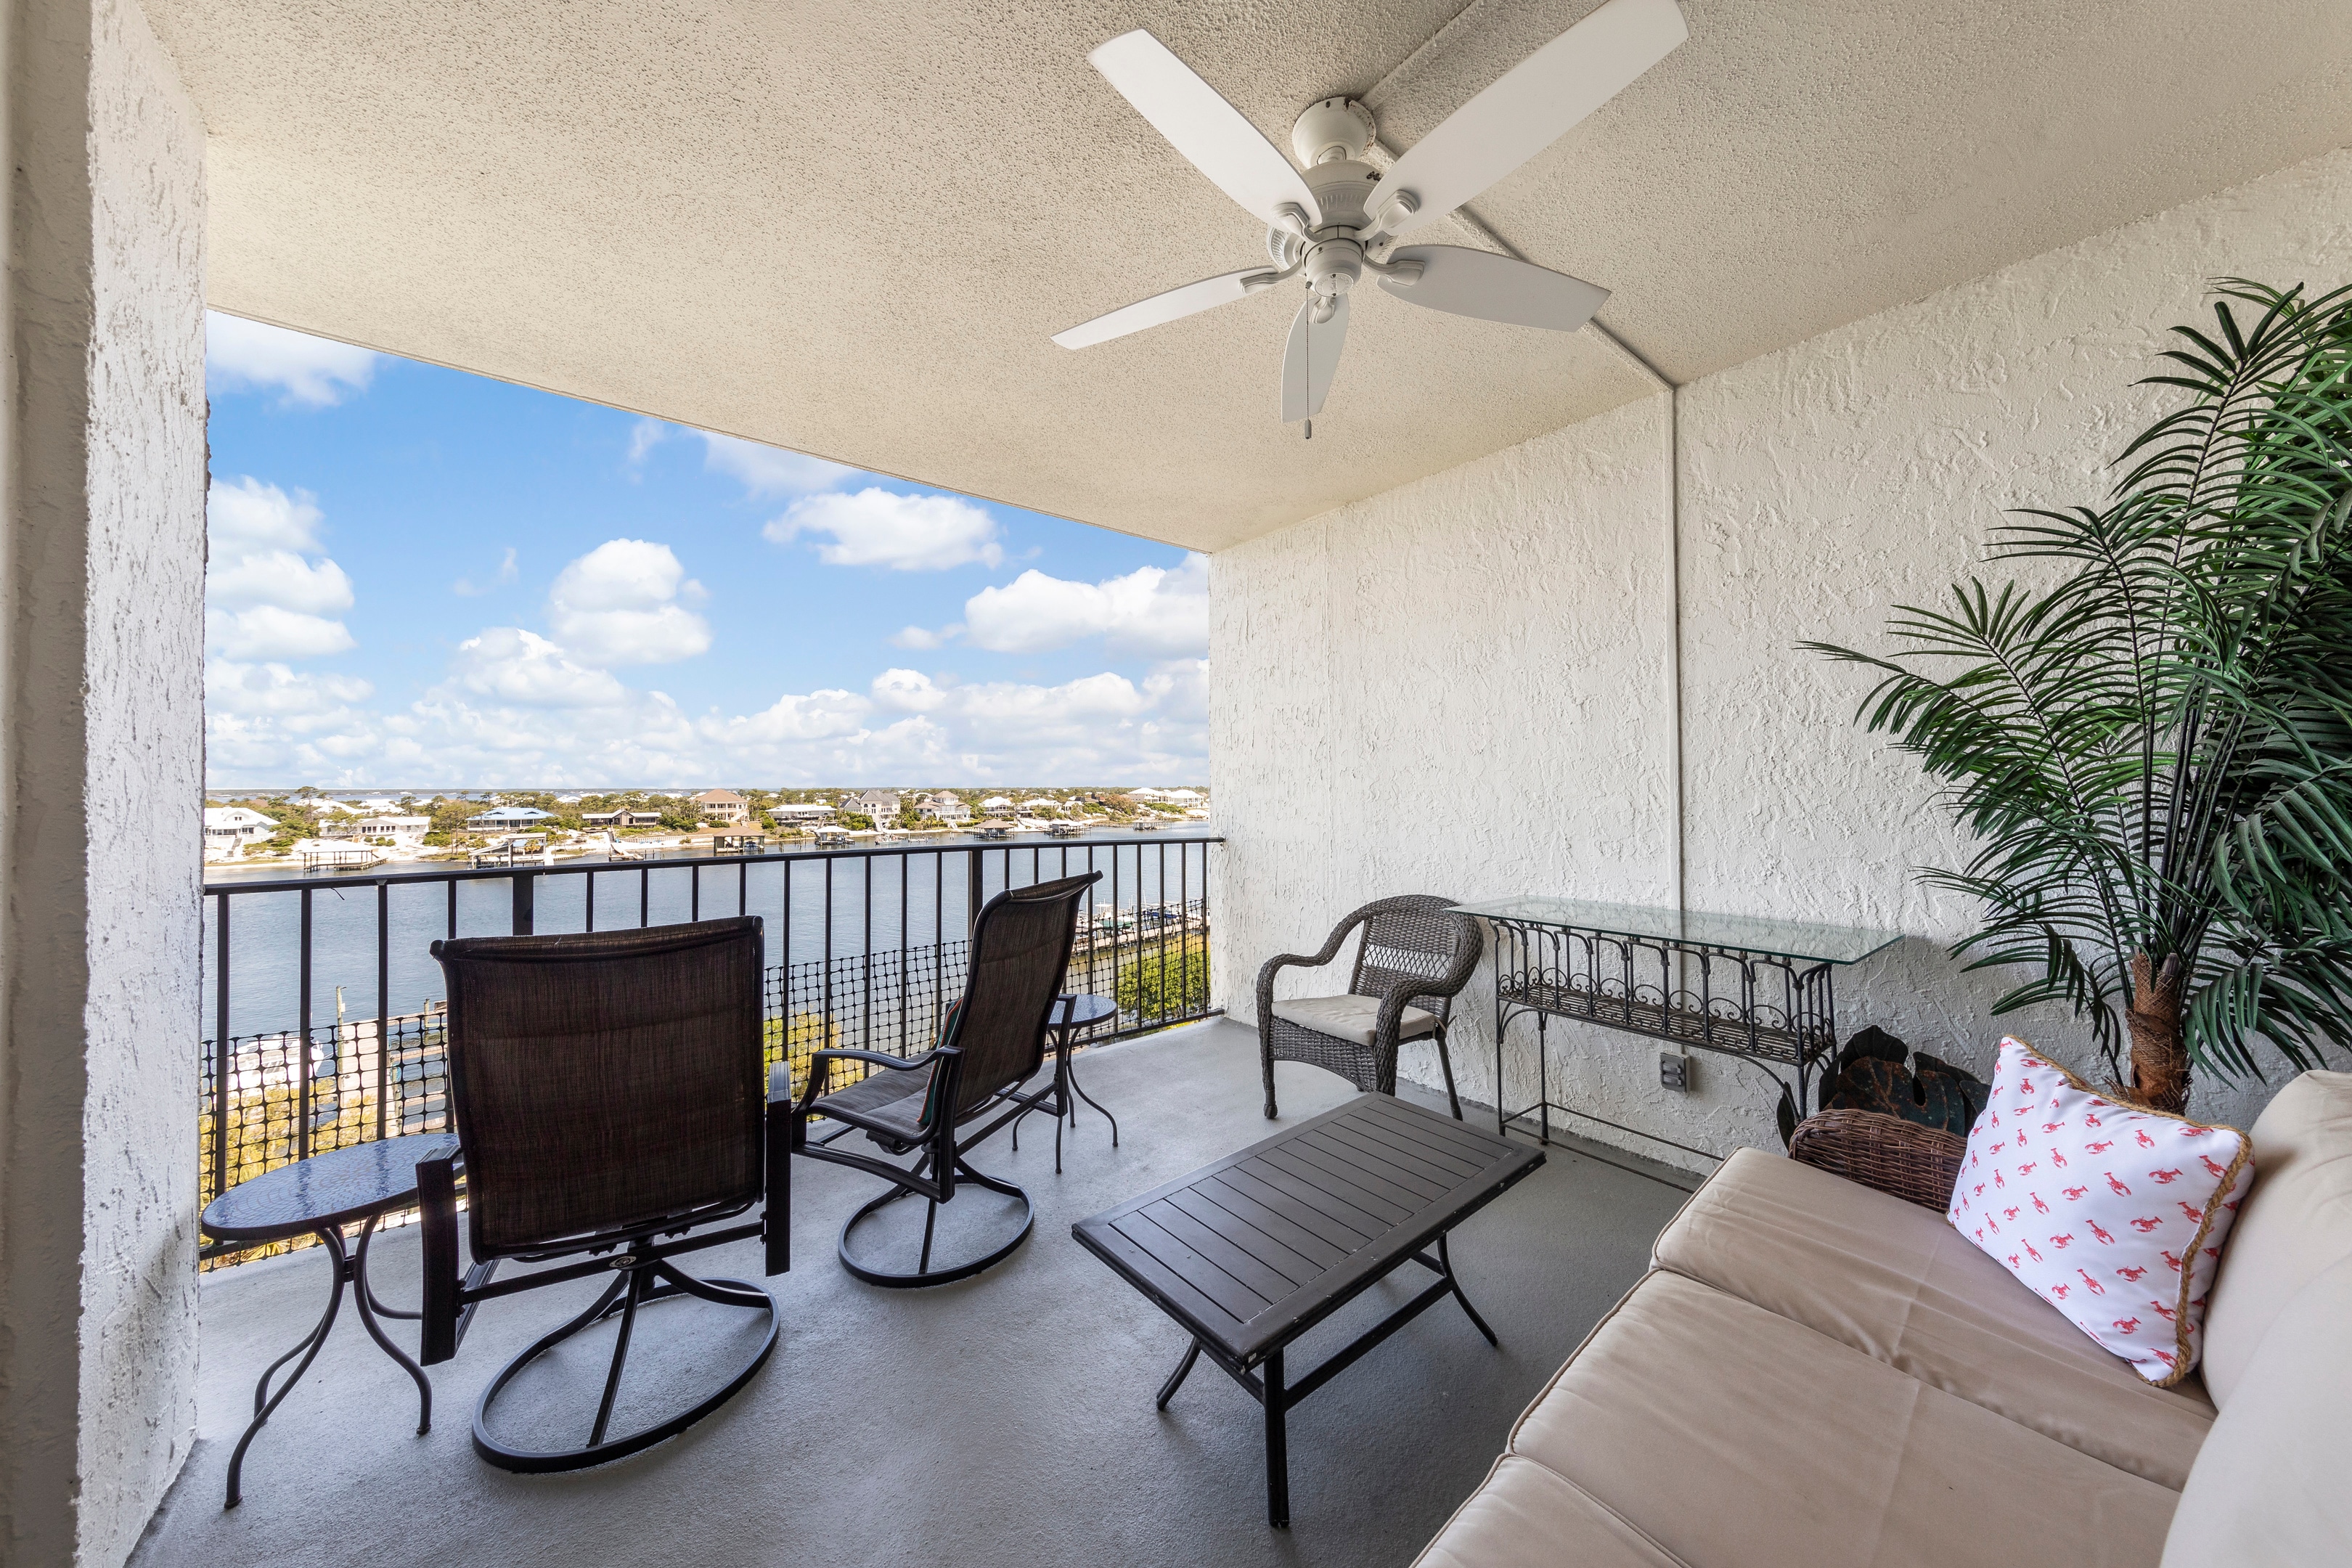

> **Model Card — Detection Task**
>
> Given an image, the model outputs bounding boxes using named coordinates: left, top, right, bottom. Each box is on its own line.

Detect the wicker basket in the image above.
left=1788, top=1108, right=1966, bottom=1212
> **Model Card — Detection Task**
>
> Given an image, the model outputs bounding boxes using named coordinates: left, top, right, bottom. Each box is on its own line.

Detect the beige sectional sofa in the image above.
left=1414, top=1070, right=2352, bottom=1568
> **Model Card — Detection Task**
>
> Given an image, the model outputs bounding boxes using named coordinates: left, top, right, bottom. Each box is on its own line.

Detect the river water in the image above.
left=200, top=833, right=1214, bottom=1042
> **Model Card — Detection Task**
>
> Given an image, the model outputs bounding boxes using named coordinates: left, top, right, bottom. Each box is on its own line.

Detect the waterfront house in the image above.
left=693, top=788, right=750, bottom=825
left=463, top=805, right=555, bottom=831
left=581, top=808, right=663, bottom=829
left=318, top=814, right=430, bottom=845
left=766, top=801, right=836, bottom=822
left=200, top=806, right=276, bottom=859
left=917, top=791, right=971, bottom=824
left=841, top=789, right=901, bottom=820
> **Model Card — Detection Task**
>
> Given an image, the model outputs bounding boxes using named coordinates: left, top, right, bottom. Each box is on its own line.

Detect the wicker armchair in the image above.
left=1787, top=1108, right=1967, bottom=1211
left=1257, top=894, right=1482, bottom=1121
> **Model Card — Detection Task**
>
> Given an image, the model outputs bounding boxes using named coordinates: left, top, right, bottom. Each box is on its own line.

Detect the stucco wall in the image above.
left=0, top=2, right=206, bottom=1564
left=1211, top=147, right=2352, bottom=1169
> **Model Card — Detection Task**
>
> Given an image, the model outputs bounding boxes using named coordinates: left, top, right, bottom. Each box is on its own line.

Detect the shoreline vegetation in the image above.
left=202, top=784, right=1212, bottom=873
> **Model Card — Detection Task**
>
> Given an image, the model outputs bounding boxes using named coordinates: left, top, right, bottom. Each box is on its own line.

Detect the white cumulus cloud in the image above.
left=767, top=488, right=1003, bottom=571
left=208, top=550, right=355, bottom=616
left=960, top=553, right=1208, bottom=656
left=207, top=313, right=380, bottom=407
left=449, top=628, right=630, bottom=708
left=208, top=607, right=358, bottom=660
left=207, top=660, right=374, bottom=719
left=870, top=668, right=950, bottom=714
left=206, top=477, right=359, bottom=659
left=701, top=432, right=857, bottom=497
left=209, top=475, right=326, bottom=554
left=546, top=539, right=711, bottom=666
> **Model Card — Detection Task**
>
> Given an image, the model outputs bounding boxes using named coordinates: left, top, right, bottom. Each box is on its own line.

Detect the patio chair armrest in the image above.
left=417, top=1148, right=463, bottom=1365
left=764, top=1088, right=792, bottom=1276
left=793, top=1045, right=944, bottom=1110
left=1255, top=918, right=1368, bottom=1026
left=796, top=1045, right=960, bottom=1140
left=1788, top=1109, right=1965, bottom=1212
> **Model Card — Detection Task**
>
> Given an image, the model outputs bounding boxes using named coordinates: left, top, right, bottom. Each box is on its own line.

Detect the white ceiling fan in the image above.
left=1053, top=0, right=1687, bottom=430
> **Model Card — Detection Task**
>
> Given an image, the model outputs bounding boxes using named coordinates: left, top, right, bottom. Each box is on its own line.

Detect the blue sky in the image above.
left=203, top=314, right=1208, bottom=789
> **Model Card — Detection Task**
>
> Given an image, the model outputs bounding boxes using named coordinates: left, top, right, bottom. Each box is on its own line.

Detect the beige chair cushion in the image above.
left=1508, top=1269, right=2179, bottom=1568
left=1270, top=993, right=1437, bottom=1048
left=2197, top=1069, right=2352, bottom=1407
left=1654, top=1147, right=2214, bottom=1488
left=1411, top=1455, right=1686, bottom=1568
left=2161, top=1251, right=2352, bottom=1565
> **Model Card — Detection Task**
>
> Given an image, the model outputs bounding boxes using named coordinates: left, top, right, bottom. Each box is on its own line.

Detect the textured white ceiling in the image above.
left=147, top=1, right=2352, bottom=550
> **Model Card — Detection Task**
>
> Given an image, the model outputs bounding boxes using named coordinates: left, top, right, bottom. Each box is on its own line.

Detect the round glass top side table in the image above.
left=200, top=1133, right=457, bottom=1507
left=1010, top=993, right=1120, bottom=1172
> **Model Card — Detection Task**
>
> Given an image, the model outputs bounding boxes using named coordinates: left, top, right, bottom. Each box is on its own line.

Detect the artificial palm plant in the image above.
left=1808, top=279, right=2352, bottom=1112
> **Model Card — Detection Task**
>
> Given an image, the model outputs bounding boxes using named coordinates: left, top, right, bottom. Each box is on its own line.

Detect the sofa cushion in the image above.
left=1270, top=993, right=1437, bottom=1048
left=2197, top=1069, right=2352, bottom=1407
left=1410, top=1455, right=1686, bottom=1568
left=1507, top=1270, right=2179, bottom=1568
left=1654, top=1147, right=2213, bottom=1489
left=2161, top=1251, right=2352, bottom=1565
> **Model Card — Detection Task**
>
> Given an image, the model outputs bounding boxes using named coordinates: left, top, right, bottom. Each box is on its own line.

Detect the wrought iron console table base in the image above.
left=1450, top=897, right=1902, bottom=1160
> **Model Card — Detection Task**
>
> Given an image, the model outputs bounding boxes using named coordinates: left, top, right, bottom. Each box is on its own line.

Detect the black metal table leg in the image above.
left=1263, top=1347, right=1289, bottom=1530
left=225, top=1227, right=351, bottom=1508
left=1156, top=1339, right=1201, bottom=1410
left=1065, top=1052, right=1119, bottom=1146
left=1437, top=1233, right=1498, bottom=1346
left=351, top=1214, right=433, bottom=1434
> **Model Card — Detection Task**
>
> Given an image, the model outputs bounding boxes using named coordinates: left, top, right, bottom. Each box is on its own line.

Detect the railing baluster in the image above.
left=640, top=864, right=649, bottom=927
left=212, top=891, right=229, bottom=1204
left=862, top=856, right=873, bottom=1052
left=586, top=869, right=596, bottom=932
left=375, top=880, right=390, bottom=1142
left=297, top=887, right=314, bottom=1163
left=897, top=853, right=907, bottom=1053
left=511, top=870, right=535, bottom=936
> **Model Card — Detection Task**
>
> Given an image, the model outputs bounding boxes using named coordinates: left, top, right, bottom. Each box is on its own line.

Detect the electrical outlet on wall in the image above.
left=1659, top=1051, right=1691, bottom=1093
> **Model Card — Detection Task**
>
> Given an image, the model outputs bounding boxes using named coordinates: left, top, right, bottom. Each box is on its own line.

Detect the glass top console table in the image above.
left=1448, top=896, right=1903, bottom=1164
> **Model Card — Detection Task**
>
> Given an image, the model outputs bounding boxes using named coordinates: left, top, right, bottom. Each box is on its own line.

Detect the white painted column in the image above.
left=0, top=2, right=207, bottom=1564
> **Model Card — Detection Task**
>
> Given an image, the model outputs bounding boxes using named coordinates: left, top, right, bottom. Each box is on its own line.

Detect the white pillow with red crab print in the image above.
left=1948, top=1037, right=2252, bottom=1387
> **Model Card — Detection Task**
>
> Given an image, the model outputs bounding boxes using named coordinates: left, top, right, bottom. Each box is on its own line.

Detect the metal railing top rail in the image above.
left=203, top=831, right=1225, bottom=896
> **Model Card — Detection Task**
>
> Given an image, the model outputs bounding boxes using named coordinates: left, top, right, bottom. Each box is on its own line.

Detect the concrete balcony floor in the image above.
left=132, top=1018, right=1696, bottom=1568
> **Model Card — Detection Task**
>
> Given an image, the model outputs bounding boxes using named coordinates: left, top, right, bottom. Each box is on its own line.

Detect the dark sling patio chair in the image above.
left=416, top=917, right=785, bottom=1474
left=1257, top=894, right=1483, bottom=1121
left=786, top=870, right=1098, bottom=1287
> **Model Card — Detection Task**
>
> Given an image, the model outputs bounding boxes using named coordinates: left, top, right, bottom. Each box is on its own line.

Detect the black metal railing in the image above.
left=200, top=834, right=1220, bottom=1262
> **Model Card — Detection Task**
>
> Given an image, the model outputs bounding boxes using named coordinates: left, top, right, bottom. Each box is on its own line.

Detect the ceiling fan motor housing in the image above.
left=1291, top=96, right=1376, bottom=166
left=1301, top=159, right=1379, bottom=232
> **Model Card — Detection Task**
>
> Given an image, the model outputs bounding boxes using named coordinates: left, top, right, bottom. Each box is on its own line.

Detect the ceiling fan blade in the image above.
left=1380, top=245, right=1609, bottom=330
left=1089, top=30, right=1321, bottom=227
left=1372, top=0, right=1686, bottom=239
left=1281, top=293, right=1349, bottom=423
left=1053, top=268, right=1278, bottom=349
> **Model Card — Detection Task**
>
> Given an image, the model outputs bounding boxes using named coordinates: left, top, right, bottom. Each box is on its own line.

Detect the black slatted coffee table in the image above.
left=1074, top=1094, right=1543, bottom=1527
